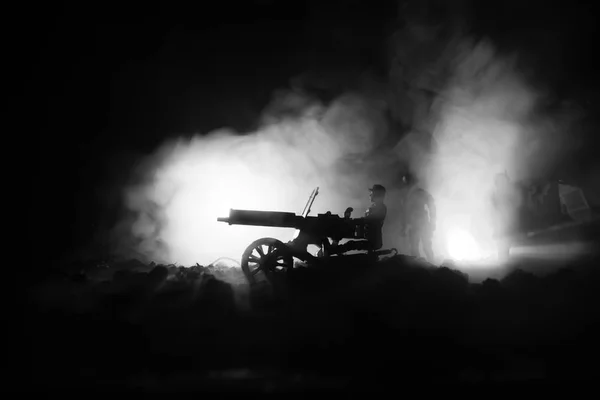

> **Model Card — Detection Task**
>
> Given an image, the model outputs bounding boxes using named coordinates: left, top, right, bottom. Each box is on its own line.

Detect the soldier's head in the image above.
left=344, top=207, right=353, bottom=218
left=369, top=184, right=386, bottom=203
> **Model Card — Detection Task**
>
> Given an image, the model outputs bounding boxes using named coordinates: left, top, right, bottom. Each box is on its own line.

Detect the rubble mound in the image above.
left=25, top=253, right=600, bottom=391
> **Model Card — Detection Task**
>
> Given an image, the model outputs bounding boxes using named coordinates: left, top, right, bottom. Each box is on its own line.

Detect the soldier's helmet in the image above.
left=369, top=184, right=386, bottom=197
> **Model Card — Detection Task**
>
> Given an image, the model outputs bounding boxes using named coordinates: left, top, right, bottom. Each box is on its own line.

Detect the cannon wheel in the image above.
left=241, top=238, right=293, bottom=285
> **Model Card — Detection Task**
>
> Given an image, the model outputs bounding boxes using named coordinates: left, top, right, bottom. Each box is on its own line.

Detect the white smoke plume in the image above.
left=114, top=8, right=585, bottom=267
left=390, top=17, right=585, bottom=261
left=115, top=90, right=392, bottom=265
left=425, top=39, right=538, bottom=259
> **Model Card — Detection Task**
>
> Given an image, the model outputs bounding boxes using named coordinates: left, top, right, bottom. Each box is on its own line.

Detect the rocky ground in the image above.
left=23, top=248, right=600, bottom=391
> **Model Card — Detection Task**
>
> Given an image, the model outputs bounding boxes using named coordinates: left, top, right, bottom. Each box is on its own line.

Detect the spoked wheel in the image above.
left=241, top=238, right=294, bottom=285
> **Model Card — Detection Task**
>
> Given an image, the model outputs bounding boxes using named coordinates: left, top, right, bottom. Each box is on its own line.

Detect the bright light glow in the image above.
left=446, top=228, right=482, bottom=261
left=422, top=40, right=537, bottom=264
left=118, top=38, right=551, bottom=270
left=120, top=95, right=388, bottom=266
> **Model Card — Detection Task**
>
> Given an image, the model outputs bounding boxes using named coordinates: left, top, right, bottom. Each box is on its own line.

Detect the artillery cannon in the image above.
left=217, top=188, right=397, bottom=285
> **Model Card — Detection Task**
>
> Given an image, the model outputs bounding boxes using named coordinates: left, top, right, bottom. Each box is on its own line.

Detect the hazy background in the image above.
left=34, top=0, right=600, bottom=268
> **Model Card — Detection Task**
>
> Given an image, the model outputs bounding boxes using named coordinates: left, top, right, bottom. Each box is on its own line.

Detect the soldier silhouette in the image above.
left=399, top=173, right=436, bottom=262
left=334, top=184, right=388, bottom=253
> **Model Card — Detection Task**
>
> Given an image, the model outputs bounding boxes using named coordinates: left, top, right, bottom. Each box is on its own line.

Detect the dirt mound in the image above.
left=24, top=253, right=600, bottom=390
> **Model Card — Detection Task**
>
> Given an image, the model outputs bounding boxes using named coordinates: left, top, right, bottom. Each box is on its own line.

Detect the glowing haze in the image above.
left=425, top=39, right=539, bottom=261
left=116, top=22, right=575, bottom=266
left=120, top=93, right=391, bottom=265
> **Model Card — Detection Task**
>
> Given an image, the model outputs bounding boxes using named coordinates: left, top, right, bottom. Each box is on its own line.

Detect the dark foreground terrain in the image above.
left=24, top=250, right=600, bottom=391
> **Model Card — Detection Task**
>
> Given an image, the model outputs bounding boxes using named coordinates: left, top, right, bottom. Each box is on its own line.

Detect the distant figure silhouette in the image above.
left=400, top=173, right=436, bottom=262
left=491, top=172, right=522, bottom=261
left=336, top=184, right=387, bottom=253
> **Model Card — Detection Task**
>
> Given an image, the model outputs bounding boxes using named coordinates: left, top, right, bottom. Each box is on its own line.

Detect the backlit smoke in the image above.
left=117, top=8, right=583, bottom=267
left=118, top=92, right=390, bottom=265
left=425, top=38, right=539, bottom=260
left=387, top=13, right=582, bottom=262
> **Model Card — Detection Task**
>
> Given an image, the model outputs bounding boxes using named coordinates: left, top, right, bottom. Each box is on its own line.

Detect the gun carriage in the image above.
left=217, top=188, right=396, bottom=285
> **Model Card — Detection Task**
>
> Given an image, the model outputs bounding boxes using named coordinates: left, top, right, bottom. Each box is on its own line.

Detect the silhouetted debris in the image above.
left=501, top=268, right=538, bottom=291
left=195, top=275, right=236, bottom=316
left=25, top=251, right=600, bottom=390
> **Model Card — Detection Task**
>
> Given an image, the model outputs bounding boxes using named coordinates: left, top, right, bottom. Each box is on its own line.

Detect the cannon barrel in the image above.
left=218, top=209, right=370, bottom=240
left=217, top=209, right=302, bottom=228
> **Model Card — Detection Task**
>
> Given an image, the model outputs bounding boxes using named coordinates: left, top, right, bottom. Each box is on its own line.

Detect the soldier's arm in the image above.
left=365, top=205, right=386, bottom=221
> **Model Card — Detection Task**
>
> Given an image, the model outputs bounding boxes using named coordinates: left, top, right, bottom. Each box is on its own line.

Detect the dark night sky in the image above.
left=33, top=0, right=599, bottom=264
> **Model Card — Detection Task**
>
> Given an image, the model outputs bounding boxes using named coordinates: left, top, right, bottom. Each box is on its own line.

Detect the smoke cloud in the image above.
left=386, top=11, right=586, bottom=261
left=115, top=90, right=394, bottom=265
left=115, top=8, right=585, bottom=266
